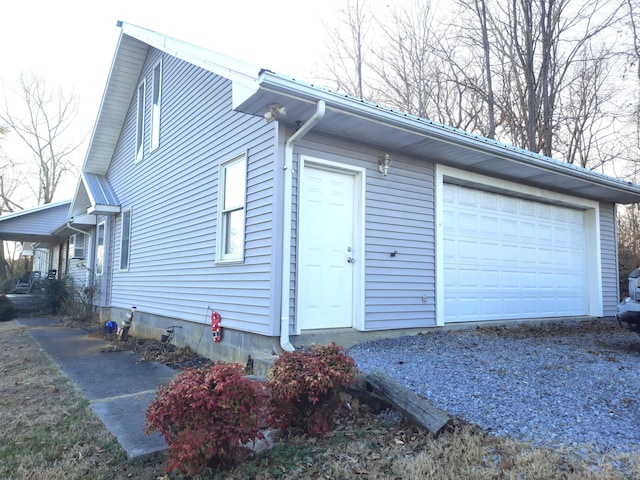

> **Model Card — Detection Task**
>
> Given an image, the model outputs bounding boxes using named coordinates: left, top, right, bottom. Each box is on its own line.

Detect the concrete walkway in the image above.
left=17, top=318, right=176, bottom=459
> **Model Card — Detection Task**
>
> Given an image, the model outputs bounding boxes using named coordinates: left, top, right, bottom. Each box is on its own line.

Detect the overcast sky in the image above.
left=1, top=0, right=351, bottom=204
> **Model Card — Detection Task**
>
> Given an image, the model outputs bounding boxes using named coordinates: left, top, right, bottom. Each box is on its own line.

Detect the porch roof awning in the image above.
left=83, top=173, right=120, bottom=214
left=70, top=173, right=121, bottom=218
left=0, top=201, right=71, bottom=245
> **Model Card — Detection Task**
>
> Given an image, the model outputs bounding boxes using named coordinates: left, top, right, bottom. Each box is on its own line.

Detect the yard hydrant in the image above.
left=117, top=306, right=136, bottom=341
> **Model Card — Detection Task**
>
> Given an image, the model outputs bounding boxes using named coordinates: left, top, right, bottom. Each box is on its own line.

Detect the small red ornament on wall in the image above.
left=211, top=311, right=222, bottom=343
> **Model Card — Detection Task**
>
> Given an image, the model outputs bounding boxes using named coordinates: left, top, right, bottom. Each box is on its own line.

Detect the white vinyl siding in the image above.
left=599, top=203, right=619, bottom=315
left=119, top=210, right=132, bottom=270
left=107, top=55, right=278, bottom=335
left=135, top=80, right=146, bottom=162
left=151, top=61, right=162, bottom=151
left=292, top=135, right=436, bottom=332
left=217, top=154, right=247, bottom=263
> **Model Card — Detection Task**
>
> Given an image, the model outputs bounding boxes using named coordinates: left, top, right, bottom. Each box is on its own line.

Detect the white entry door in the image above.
left=298, top=164, right=357, bottom=330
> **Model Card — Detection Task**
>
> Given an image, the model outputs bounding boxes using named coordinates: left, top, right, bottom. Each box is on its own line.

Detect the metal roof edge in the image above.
left=81, top=172, right=120, bottom=207
left=256, top=71, right=640, bottom=197
left=81, top=22, right=263, bottom=175
left=118, top=21, right=262, bottom=94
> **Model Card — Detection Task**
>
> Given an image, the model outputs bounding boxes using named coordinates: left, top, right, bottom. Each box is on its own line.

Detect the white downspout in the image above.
left=280, top=100, right=326, bottom=352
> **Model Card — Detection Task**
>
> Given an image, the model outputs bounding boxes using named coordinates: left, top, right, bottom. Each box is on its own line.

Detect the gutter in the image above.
left=280, top=100, right=326, bottom=352
left=256, top=72, right=640, bottom=201
left=66, top=221, right=90, bottom=236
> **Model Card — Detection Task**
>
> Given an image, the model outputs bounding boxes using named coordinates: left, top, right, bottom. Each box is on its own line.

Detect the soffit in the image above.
left=236, top=74, right=640, bottom=204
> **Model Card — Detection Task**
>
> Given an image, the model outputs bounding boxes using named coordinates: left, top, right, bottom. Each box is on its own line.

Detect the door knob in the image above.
left=347, top=257, right=355, bottom=264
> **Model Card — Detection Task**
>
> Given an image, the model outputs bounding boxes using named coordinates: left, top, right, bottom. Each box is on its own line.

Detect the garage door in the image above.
left=443, top=183, right=587, bottom=323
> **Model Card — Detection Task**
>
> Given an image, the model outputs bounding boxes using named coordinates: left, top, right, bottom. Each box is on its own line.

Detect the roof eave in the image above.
left=87, top=205, right=121, bottom=215
left=237, top=72, right=640, bottom=204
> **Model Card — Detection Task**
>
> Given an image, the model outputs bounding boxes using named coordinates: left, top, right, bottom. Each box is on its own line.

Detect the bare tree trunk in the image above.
left=320, top=0, right=374, bottom=101
left=0, top=242, right=7, bottom=281
left=477, top=0, right=496, bottom=139
left=540, top=0, right=555, bottom=156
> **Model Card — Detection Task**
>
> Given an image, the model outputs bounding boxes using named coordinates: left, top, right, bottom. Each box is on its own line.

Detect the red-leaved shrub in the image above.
left=266, top=343, right=357, bottom=436
left=145, top=362, right=267, bottom=475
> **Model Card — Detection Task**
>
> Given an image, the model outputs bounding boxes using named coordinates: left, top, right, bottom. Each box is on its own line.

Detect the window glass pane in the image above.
left=120, top=211, right=131, bottom=270
left=96, top=224, right=105, bottom=275
left=136, top=82, right=145, bottom=161
left=72, top=234, right=85, bottom=259
left=224, top=160, right=245, bottom=208
left=224, top=209, right=244, bottom=255
left=151, top=63, right=161, bottom=150
left=218, top=155, right=246, bottom=262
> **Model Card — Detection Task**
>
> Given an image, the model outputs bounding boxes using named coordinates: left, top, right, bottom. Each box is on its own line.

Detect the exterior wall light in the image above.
left=378, top=153, right=392, bottom=176
left=264, top=103, right=287, bottom=123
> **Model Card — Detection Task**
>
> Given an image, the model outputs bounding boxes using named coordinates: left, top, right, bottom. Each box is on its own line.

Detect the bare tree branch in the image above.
left=0, top=73, right=84, bottom=204
left=319, top=0, right=377, bottom=101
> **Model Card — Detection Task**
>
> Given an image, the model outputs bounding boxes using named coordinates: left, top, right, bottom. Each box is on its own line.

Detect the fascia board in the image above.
left=255, top=72, right=640, bottom=201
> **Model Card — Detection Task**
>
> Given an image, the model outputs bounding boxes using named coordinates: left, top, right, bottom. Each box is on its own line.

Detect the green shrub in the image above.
left=266, top=343, right=358, bottom=436
left=0, top=294, right=16, bottom=322
left=145, top=363, right=267, bottom=475
left=0, top=277, right=22, bottom=294
left=42, top=279, right=69, bottom=314
left=61, top=278, right=97, bottom=323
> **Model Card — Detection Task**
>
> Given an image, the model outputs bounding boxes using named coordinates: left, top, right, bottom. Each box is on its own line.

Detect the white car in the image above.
left=617, top=267, right=640, bottom=334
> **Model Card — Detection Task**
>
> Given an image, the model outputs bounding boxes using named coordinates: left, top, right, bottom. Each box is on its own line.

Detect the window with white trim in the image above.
left=95, top=222, right=105, bottom=276
left=69, top=233, right=86, bottom=259
left=120, top=210, right=132, bottom=270
left=217, top=154, right=246, bottom=263
left=135, top=80, right=146, bottom=162
left=150, top=61, right=162, bottom=151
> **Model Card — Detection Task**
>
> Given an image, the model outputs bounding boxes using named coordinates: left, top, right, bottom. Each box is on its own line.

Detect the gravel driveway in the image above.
left=349, top=318, right=640, bottom=459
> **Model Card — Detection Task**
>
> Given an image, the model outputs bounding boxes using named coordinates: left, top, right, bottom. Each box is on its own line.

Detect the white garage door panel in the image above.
left=444, top=184, right=587, bottom=323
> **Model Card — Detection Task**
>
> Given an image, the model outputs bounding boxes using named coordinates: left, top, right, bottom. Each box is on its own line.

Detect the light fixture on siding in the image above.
left=264, top=103, right=287, bottom=123
left=378, top=153, right=392, bottom=176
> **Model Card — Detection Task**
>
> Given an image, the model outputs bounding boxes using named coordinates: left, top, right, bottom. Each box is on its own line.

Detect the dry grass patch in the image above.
left=216, top=414, right=639, bottom=480
left=397, top=425, right=634, bottom=480
left=0, top=321, right=165, bottom=480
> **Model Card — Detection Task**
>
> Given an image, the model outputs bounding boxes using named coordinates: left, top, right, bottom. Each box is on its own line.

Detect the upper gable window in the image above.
left=150, top=61, right=162, bottom=151
left=217, top=154, right=247, bottom=263
left=135, top=80, right=146, bottom=162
